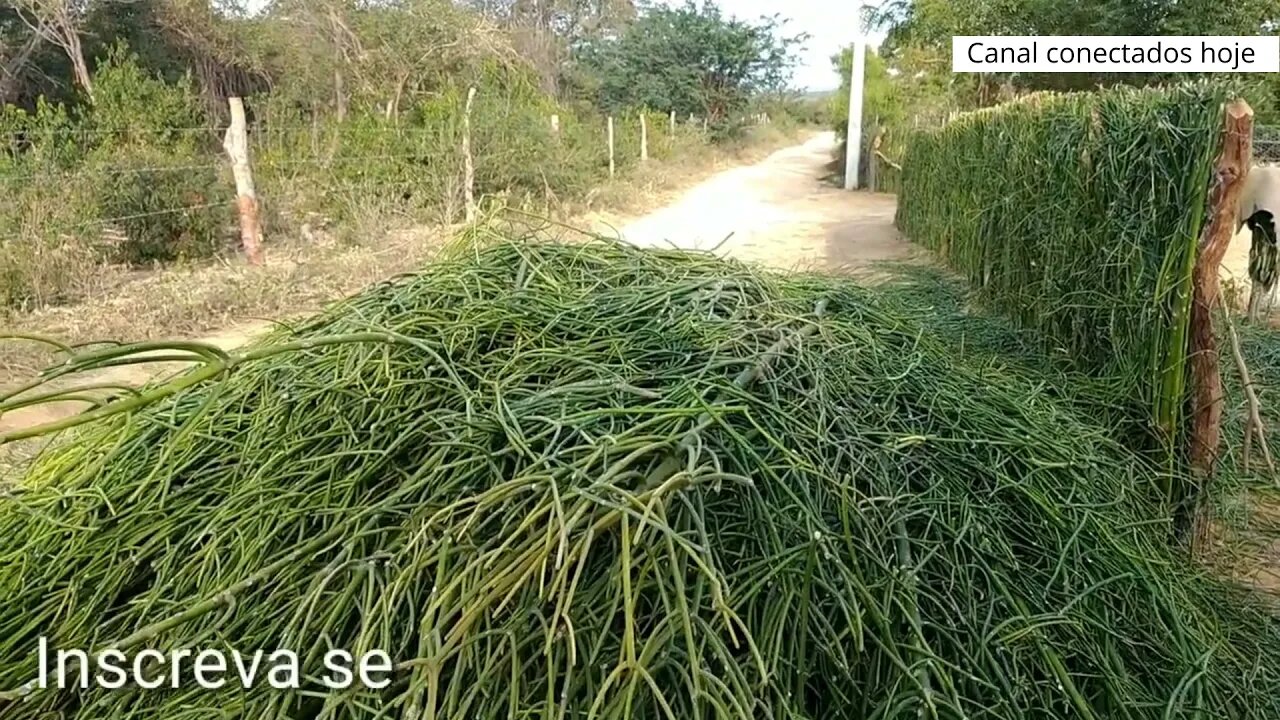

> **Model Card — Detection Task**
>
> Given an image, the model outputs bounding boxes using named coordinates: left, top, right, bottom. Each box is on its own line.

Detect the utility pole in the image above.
left=844, top=38, right=866, bottom=190
left=844, top=0, right=869, bottom=191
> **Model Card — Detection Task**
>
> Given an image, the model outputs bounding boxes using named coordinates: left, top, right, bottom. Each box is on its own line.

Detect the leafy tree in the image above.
left=872, top=0, right=1280, bottom=97
left=9, top=0, right=98, bottom=100
left=571, top=0, right=805, bottom=122
left=461, top=0, right=637, bottom=93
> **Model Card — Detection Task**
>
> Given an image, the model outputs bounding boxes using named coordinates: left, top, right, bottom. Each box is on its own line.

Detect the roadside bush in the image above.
left=84, top=147, right=229, bottom=264
left=81, top=47, right=229, bottom=263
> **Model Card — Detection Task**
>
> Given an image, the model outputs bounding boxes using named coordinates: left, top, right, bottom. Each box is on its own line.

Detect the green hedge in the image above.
left=896, top=83, right=1229, bottom=462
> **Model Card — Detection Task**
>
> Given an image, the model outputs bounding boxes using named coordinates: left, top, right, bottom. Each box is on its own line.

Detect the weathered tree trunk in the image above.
left=1189, top=98, right=1254, bottom=553
left=64, top=28, right=92, bottom=101
left=223, top=97, right=264, bottom=266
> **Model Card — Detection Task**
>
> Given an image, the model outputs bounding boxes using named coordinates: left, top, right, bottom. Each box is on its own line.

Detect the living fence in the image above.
left=896, top=83, right=1253, bottom=516
left=0, top=90, right=762, bottom=311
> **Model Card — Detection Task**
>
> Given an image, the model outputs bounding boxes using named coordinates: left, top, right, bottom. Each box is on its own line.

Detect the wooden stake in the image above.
left=222, top=97, right=263, bottom=265
left=1189, top=98, right=1254, bottom=551
left=462, top=86, right=477, bottom=223
left=550, top=113, right=560, bottom=136
left=640, top=114, right=649, bottom=163
left=607, top=116, right=615, bottom=179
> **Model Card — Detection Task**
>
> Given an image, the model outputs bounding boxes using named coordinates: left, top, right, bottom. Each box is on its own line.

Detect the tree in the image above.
left=11, top=0, right=96, bottom=101
left=0, top=12, right=43, bottom=104
left=571, top=0, right=804, bottom=122
left=872, top=0, right=1280, bottom=97
left=461, top=0, right=637, bottom=93
left=351, top=0, right=511, bottom=119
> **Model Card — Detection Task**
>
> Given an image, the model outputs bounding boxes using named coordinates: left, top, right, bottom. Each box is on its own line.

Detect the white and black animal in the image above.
left=1239, top=165, right=1280, bottom=321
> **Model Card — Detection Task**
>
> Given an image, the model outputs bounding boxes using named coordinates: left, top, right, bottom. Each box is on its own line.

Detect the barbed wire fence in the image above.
left=0, top=91, right=788, bottom=311
left=1, top=92, right=771, bottom=296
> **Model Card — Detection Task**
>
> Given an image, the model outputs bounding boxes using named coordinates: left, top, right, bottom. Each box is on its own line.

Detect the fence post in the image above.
left=463, top=86, right=477, bottom=223
left=550, top=114, right=560, bottom=136
left=607, top=116, right=615, bottom=179
left=640, top=113, right=649, bottom=163
left=1188, top=98, right=1254, bottom=553
left=670, top=110, right=676, bottom=137
left=222, top=97, right=263, bottom=265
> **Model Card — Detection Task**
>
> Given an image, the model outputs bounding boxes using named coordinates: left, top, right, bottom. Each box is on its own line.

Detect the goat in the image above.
left=1239, top=165, right=1280, bottom=322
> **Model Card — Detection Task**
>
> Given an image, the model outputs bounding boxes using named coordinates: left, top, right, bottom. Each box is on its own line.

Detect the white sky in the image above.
left=655, top=0, right=874, bottom=91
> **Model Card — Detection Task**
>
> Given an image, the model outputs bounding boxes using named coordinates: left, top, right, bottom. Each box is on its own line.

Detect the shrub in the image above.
left=0, top=172, right=101, bottom=309
left=81, top=46, right=229, bottom=263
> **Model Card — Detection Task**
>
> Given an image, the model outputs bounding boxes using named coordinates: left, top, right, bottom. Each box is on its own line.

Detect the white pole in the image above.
left=844, top=38, right=866, bottom=190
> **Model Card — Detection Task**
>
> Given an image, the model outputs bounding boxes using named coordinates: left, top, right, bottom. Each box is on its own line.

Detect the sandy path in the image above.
left=2, top=132, right=909, bottom=439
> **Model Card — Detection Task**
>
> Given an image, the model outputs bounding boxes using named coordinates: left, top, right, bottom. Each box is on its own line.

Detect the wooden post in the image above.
left=607, top=116, right=615, bottom=179
left=1189, top=98, right=1254, bottom=550
left=640, top=113, right=649, bottom=163
left=463, top=86, right=477, bottom=223
left=670, top=110, right=676, bottom=137
left=222, top=97, right=263, bottom=265
left=550, top=114, right=560, bottom=136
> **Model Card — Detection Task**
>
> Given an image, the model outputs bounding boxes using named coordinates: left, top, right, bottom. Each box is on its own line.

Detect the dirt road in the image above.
left=611, top=132, right=916, bottom=270
left=1, top=132, right=910, bottom=440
